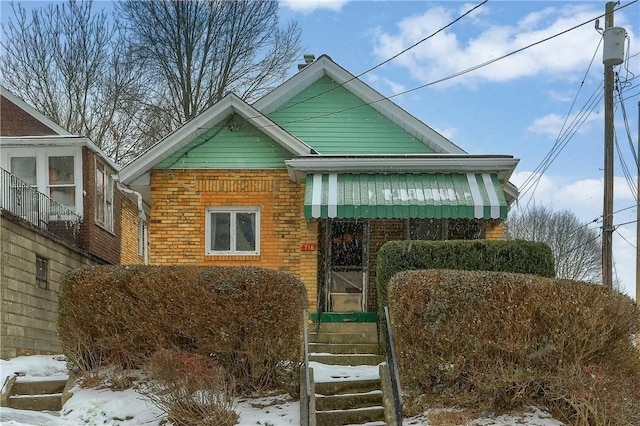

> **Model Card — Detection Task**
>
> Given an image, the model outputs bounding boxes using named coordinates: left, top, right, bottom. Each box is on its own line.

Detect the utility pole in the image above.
left=602, top=1, right=615, bottom=289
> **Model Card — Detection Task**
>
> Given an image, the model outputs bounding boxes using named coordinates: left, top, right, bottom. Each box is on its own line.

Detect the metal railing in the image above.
left=301, top=308, right=312, bottom=426
left=0, top=167, right=82, bottom=246
left=383, top=306, right=403, bottom=425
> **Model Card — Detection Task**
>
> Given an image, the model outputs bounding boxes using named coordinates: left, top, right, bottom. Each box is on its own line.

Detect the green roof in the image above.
left=304, top=173, right=508, bottom=219
left=267, top=76, right=436, bottom=155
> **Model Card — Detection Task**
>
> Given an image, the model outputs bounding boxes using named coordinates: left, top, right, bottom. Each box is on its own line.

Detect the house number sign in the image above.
left=301, top=243, right=317, bottom=251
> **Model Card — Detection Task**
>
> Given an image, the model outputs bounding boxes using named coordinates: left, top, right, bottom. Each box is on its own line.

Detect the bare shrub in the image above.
left=141, top=349, right=238, bottom=426
left=388, top=269, right=640, bottom=424
left=58, top=265, right=307, bottom=395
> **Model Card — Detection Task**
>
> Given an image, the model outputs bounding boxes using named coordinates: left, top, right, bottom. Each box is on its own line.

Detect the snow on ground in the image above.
left=0, top=355, right=564, bottom=425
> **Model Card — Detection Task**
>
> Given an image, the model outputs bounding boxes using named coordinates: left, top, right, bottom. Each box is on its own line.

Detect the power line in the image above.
left=270, top=1, right=488, bottom=115
left=272, top=1, right=639, bottom=127
left=615, top=228, right=636, bottom=249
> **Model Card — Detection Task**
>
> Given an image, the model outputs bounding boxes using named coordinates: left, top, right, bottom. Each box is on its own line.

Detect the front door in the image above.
left=324, top=220, right=368, bottom=312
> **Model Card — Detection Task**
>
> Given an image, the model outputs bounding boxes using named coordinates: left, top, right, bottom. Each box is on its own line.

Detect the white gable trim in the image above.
left=0, top=85, right=71, bottom=136
left=254, top=55, right=466, bottom=155
left=120, top=94, right=314, bottom=184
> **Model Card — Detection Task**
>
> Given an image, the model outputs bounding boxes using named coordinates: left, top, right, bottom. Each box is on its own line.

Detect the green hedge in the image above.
left=376, top=239, right=555, bottom=316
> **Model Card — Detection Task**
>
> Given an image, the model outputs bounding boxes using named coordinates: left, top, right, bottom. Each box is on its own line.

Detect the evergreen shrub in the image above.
left=58, top=265, right=308, bottom=395
left=388, top=269, right=640, bottom=424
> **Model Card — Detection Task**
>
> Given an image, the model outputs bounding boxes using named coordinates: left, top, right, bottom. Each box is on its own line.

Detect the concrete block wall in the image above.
left=1, top=212, right=98, bottom=359
left=149, top=169, right=316, bottom=308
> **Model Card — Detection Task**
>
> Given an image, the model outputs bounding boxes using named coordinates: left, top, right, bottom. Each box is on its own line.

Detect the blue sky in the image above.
left=278, top=0, right=640, bottom=298
left=2, top=0, right=639, bottom=298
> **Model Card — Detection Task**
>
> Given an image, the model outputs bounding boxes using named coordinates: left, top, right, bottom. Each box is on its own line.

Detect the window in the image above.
left=9, top=157, right=39, bottom=217
left=35, top=256, right=48, bottom=289
left=95, top=160, right=114, bottom=231
left=206, top=207, right=259, bottom=255
left=48, top=156, right=76, bottom=211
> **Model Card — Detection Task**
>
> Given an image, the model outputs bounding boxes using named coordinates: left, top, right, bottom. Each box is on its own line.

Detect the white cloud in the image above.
left=366, top=73, right=407, bottom=95
left=373, top=4, right=638, bottom=88
left=510, top=171, right=637, bottom=299
left=433, top=126, right=456, bottom=140
left=280, top=0, right=348, bottom=13
left=527, top=111, right=603, bottom=138
left=548, top=90, right=574, bottom=102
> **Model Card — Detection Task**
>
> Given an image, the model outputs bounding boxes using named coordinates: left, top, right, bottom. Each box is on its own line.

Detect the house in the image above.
left=0, top=86, right=144, bottom=357
left=119, top=55, right=519, bottom=314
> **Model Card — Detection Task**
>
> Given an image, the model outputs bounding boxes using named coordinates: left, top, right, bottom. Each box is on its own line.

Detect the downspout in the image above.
left=116, top=181, right=149, bottom=265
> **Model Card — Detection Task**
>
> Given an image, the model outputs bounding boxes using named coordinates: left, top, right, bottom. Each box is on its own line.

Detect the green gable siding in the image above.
left=156, top=117, right=291, bottom=169
left=267, top=76, right=435, bottom=155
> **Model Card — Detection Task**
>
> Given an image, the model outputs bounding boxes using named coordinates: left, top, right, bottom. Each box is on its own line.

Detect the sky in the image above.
left=276, top=0, right=640, bottom=299
left=0, top=354, right=564, bottom=425
left=1, top=0, right=639, bottom=299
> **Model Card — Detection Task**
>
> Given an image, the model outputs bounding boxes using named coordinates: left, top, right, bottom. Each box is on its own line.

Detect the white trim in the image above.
left=482, top=173, right=501, bottom=219
left=254, top=55, right=466, bottom=155
left=287, top=155, right=519, bottom=183
left=205, top=206, right=260, bottom=256
left=328, top=173, right=338, bottom=218
left=312, top=174, right=322, bottom=218
left=1, top=85, right=71, bottom=136
left=120, top=94, right=313, bottom=185
left=467, top=173, right=484, bottom=219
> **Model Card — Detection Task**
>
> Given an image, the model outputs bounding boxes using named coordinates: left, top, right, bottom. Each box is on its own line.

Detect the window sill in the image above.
left=206, top=255, right=261, bottom=262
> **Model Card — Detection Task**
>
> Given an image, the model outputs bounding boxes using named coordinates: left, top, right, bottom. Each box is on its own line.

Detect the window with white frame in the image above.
left=48, top=156, right=76, bottom=211
left=206, top=207, right=259, bottom=255
left=95, top=160, right=114, bottom=231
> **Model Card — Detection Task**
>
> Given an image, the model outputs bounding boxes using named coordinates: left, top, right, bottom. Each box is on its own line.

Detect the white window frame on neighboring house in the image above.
left=205, top=206, right=260, bottom=255
left=95, top=159, right=114, bottom=232
left=3, top=147, right=83, bottom=217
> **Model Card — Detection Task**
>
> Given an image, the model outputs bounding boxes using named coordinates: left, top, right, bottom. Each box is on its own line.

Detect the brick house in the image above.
left=0, top=85, right=144, bottom=357
left=119, top=55, right=519, bottom=313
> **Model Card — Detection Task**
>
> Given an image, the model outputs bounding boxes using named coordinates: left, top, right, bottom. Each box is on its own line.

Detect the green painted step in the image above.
left=310, top=322, right=377, bottom=334
left=310, top=312, right=377, bottom=323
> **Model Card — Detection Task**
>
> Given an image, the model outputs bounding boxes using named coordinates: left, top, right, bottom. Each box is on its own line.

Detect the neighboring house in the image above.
left=0, top=86, right=144, bottom=357
left=120, top=55, right=519, bottom=314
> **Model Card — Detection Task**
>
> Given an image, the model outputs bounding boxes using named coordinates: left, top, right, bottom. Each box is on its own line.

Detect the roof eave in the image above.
left=120, top=94, right=312, bottom=184
left=286, top=155, right=519, bottom=183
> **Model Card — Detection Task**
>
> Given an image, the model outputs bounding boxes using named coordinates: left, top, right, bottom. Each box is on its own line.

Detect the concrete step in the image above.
left=310, top=342, right=379, bottom=354
left=315, top=378, right=381, bottom=396
left=311, top=322, right=378, bottom=334
left=315, top=405, right=386, bottom=426
left=309, top=332, right=377, bottom=345
left=315, top=390, right=383, bottom=411
left=11, top=379, right=67, bottom=396
left=8, top=394, right=63, bottom=411
left=310, top=353, right=385, bottom=366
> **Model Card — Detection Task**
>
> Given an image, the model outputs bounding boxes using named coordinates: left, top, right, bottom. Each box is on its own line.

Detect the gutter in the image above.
left=115, top=180, right=149, bottom=265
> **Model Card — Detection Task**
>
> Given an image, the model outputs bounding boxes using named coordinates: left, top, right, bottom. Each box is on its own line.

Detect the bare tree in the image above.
left=116, top=0, right=302, bottom=132
left=505, top=205, right=602, bottom=283
left=0, top=1, right=148, bottom=164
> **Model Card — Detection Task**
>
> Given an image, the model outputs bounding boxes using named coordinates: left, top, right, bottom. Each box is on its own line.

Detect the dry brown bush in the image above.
left=140, top=349, right=238, bottom=426
left=58, top=265, right=307, bottom=395
left=388, top=269, right=640, bottom=424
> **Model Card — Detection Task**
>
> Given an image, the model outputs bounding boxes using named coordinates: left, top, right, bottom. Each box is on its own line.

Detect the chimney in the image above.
left=297, top=54, right=316, bottom=71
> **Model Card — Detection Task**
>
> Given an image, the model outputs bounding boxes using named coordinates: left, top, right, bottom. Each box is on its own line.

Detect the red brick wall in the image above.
left=79, top=147, right=122, bottom=265
left=0, top=95, right=58, bottom=136
left=368, top=219, right=406, bottom=312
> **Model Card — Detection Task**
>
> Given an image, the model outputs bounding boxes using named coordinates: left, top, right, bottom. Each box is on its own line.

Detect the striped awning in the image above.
left=304, top=173, right=508, bottom=220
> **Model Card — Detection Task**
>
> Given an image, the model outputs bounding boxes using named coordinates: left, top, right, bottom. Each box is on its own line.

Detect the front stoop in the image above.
left=309, top=314, right=391, bottom=426
left=4, top=377, right=68, bottom=412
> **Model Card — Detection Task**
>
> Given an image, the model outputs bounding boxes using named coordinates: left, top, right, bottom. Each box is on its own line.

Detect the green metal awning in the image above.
left=304, top=173, right=508, bottom=220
